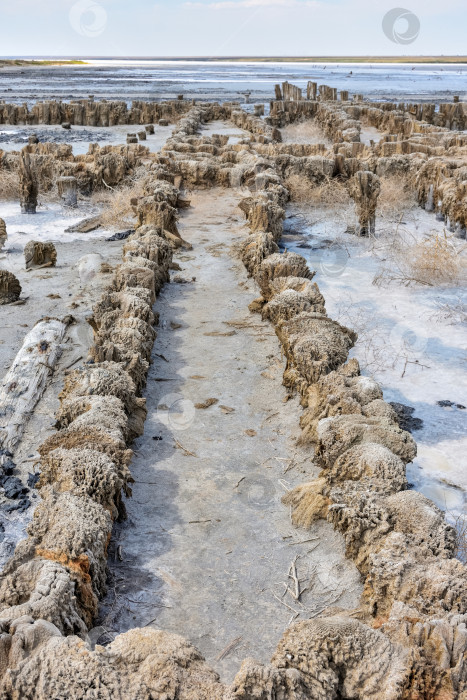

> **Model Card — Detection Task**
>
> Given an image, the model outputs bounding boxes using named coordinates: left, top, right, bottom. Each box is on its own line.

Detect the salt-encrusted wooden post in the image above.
left=0, top=218, right=6, bottom=251
left=57, top=176, right=78, bottom=208
left=349, top=171, right=381, bottom=237
left=0, top=270, right=21, bottom=305
left=307, top=82, right=317, bottom=100
left=19, top=150, right=38, bottom=214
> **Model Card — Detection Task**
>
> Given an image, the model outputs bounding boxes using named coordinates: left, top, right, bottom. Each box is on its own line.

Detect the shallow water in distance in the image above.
left=1, top=60, right=467, bottom=104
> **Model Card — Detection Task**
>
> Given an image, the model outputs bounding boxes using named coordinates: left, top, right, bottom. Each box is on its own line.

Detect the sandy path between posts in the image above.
left=100, top=187, right=362, bottom=682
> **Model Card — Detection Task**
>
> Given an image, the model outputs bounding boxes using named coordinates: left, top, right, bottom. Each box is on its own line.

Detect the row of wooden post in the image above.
left=274, top=81, right=362, bottom=103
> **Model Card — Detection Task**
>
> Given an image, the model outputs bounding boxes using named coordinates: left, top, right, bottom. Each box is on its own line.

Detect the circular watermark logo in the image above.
left=157, top=393, right=196, bottom=432
left=69, top=0, right=107, bottom=38
left=317, top=244, right=349, bottom=278
left=237, top=476, right=276, bottom=509
left=388, top=322, right=428, bottom=356
left=85, top=626, right=107, bottom=649
left=382, top=8, right=420, bottom=45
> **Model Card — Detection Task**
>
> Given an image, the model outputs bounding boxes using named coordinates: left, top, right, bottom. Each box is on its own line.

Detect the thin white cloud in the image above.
left=185, top=0, right=321, bottom=9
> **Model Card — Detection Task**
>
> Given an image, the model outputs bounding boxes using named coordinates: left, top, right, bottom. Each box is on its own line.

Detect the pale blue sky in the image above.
left=0, top=0, right=465, bottom=57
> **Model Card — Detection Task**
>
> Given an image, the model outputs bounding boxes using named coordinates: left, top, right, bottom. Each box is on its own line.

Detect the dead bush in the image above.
left=91, top=166, right=150, bottom=229
left=0, top=169, right=20, bottom=200
left=93, top=181, right=145, bottom=229
left=374, top=230, right=467, bottom=287
left=285, top=174, right=314, bottom=203
left=410, top=232, right=464, bottom=284
left=286, top=175, right=350, bottom=207
left=377, top=175, right=417, bottom=219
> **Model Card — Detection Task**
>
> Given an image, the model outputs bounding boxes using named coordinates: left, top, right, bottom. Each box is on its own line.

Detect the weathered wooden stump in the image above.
left=307, top=81, right=317, bottom=100
left=348, top=171, right=381, bottom=237
left=57, top=176, right=78, bottom=208
left=282, top=82, right=302, bottom=101
left=137, top=130, right=147, bottom=141
left=0, top=218, right=7, bottom=252
left=254, top=104, right=265, bottom=117
left=127, top=134, right=138, bottom=144
left=145, top=124, right=155, bottom=135
left=19, top=150, right=38, bottom=214
left=28, top=134, right=39, bottom=145
left=24, top=240, right=57, bottom=269
left=61, top=122, right=71, bottom=130
left=0, top=270, right=21, bottom=305
left=158, top=119, right=169, bottom=127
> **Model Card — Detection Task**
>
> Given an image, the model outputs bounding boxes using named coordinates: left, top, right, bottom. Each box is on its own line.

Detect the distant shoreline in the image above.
left=2, top=56, right=467, bottom=65
left=0, top=59, right=87, bottom=68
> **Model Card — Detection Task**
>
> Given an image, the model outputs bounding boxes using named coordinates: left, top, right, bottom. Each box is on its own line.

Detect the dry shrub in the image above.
left=377, top=175, right=417, bottom=219
left=93, top=180, right=145, bottom=229
left=286, top=175, right=350, bottom=207
left=375, top=230, right=467, bottom=287
left=285, top=174, right=315, bottom=203
left=311, top=178, right=351, bottom=208
left=410, top=232, right=464, bottom=284
left=281, top=120, right=331, bottom=146
left=0, top=169, right=20, bottom=200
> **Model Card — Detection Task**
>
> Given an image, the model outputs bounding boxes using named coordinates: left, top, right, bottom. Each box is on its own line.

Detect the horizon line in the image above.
left=3, top=54, right=467, bottom=60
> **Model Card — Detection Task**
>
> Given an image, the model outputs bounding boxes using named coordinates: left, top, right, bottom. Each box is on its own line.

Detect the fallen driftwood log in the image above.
left=65, top=214, right=102, bottom=234
left=0, top=317, right=70, bottom=452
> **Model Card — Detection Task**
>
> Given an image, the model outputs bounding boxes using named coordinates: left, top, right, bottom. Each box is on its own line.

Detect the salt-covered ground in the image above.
left=0, top=123, right=173, bottom=155
left=283, top=204, right=467, bottom=519
left=0, top=200, right=108, bottom=252
left=200, top=120, right=248, bottom=144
